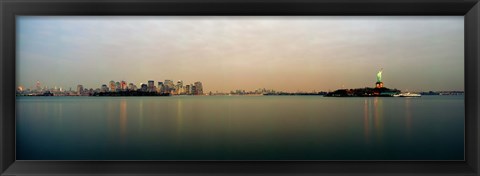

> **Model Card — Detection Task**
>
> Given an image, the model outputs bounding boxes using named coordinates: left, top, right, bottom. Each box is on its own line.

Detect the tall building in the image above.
left=185, top=84, right=191, bottom=95
left=164, top=80, right=174, bottom=93
left=115, top=82, right=121, bottom=92
left=194, top=81, right=203, bottom=95
left=191, top=85, right=196, bottom=95
left=176, top=80, right=184, bottom=94
left=157, top=82, right=164, bottom=93
left=128, top=83, right=136, bottom=91
left=109, top=80, right=116, bottom=92
left=17, top=86, right=24, bottom=93
left=140, top=83, right=148, bottom=92
left=77, top=85, right=84, bottom=95
left=148, top=80, right=155, bottom=92
left=35, top=80, right=42, bottom=92
left=121, top=80, right=127, bottom=91
left=101, top=84, right=108, bottom=92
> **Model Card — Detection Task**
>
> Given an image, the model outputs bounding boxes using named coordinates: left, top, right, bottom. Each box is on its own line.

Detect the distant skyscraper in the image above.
left=164, top=80, right=174, bottom=93
left=77, top=85, right=84, bottom=95
left=17, top=86, right=24, bottom=92
left=194, top=81, right=203, bottom=95
left=109, top=80, right=116, bottom=92
left=101, top=84, right=108, bottom=92
left=176, top=80, right=184, bottom=94
left=148, top=80, right=155, bottom=92
left=191, top=85, right=196, bottom=95
left=128, top=83, right=136, bottom=91
left=157, top=82, right=164, bottom=93
left=121, top=80, right=127, bottom=90
left=140, top=83, right=148, bottom=92
left=115, top=82, right=121, bottom=92
left=35, top=80, right=41, bottom=92
left=185, top=84, right=191, bottom=95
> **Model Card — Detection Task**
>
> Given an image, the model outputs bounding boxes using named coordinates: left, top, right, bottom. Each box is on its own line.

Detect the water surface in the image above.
left=16, top=96, right=464, bottom=160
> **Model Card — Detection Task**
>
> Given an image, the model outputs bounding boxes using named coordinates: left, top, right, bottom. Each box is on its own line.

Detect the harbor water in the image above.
left=16, top=95, right=464, bottom=160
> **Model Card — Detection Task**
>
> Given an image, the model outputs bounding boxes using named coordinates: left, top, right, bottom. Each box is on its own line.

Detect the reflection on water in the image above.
left=362, top=97, right=422, bottom=147
left=138, top=100, right=144, bottom=131
left=363, top=98, right=386, bottom=145
left=175, top=99, right=184, bottom=145
left=119, top=99, right=127, bottom=142
left=176, top=99, right=183, bottom=137
left=405, top=98, right=412, bottom=137
left=373, top=97, right=383, bottom=142
left=16, top=96, right=464, bottom=160
left=363, top=99, right=370, bottom=143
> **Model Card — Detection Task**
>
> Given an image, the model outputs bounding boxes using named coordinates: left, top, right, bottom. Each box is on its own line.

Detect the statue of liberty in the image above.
left=375, top=68, right=384, bottom=88
left=377, top=68, right=383, bottom=83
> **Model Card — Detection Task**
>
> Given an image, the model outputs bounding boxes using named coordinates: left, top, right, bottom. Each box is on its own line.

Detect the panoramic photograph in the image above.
left=16, top=16, right=464, bottom=160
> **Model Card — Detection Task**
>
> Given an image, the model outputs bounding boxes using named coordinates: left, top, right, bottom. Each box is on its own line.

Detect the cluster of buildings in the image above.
left=15, top=71, right=464, bottom=97
left=16, top=81, right=76, bottom=96
left=17, top=80, right=204, bottom=96
left=229, top=88, right=277, bottom=95
left=86, top=80, right=204, bottom=96
left=419, top=91, right=464, bottom=96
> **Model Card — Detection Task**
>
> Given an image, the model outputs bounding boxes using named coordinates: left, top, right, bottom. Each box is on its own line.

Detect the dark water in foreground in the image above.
left=16, top=96, right=464, bottom=160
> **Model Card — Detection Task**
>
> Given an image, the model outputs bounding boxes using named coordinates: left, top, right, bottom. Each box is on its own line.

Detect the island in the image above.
left=324, top=69, right=401, bottom=97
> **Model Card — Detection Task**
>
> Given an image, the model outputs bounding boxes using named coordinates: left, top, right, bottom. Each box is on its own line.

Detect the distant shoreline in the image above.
left=15, top=94, right=464, bottom=97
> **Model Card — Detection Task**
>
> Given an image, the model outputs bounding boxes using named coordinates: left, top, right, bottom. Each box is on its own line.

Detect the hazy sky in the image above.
left=16, top=16, right=464, bottom=92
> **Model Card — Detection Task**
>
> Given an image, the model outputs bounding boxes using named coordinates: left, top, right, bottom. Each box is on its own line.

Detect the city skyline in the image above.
left=19, top=79, right=205, bottom=95
left=16, top=16, right=464, bottom=92
left=17, top=78, right=464, bottom=97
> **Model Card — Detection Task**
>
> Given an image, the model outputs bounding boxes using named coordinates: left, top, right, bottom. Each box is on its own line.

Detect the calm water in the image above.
left=16, top=96, right=464, bottom=160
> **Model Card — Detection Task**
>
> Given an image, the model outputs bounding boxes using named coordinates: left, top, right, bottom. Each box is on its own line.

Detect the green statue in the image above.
left=376, top=69, right=383, bottom=82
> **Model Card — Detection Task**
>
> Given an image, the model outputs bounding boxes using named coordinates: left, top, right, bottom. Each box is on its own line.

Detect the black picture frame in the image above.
left=1, top=0, right=479, bottom=175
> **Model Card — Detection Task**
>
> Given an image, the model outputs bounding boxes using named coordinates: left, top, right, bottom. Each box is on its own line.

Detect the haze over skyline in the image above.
left=16, top=16, right=464, bottom=92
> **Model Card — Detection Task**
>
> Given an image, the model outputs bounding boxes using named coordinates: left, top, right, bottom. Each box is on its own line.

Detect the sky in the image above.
left=16, top=16, right=464, bottom=92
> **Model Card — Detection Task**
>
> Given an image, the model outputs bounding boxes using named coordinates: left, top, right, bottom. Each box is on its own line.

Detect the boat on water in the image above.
left=394, top=92, right=422, bottom=97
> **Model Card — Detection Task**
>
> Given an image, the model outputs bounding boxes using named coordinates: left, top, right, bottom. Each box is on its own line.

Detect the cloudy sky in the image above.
left=16, top=16, right=464, bottom=92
